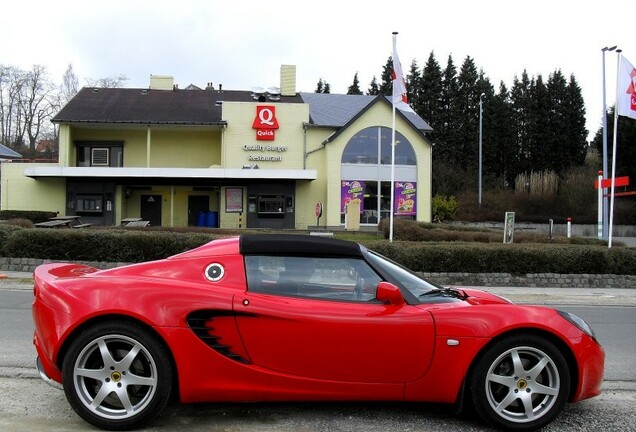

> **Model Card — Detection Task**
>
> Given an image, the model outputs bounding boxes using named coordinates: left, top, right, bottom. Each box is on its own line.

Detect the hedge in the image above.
left=0, top=210, right=57, bottom=224
left=1, top=226, right=217, bottom=263
left=361, top=240, right=636, bottom=275
left=1, top=226, right=634, bottom=275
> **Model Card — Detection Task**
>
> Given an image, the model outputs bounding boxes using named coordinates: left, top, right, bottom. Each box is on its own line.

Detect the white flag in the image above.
left=617, top=56, right=636, bottom=120
left=392, top=37, right=415, bottom=113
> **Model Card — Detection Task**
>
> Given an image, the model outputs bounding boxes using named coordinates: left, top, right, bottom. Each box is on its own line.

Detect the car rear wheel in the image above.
left=62, top=321, right=172, bottom=430
left=470, top=334, right=570, bottom=431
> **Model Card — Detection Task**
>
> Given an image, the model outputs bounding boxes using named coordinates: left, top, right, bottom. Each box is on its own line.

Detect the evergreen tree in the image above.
left=486, top=82, right=517, bottom=187
left=454, top=56, right=481, bottom=172
left=379, top=56, right=393, bottom=96
left=406, top=59, right=421, bottom=111
left=563, top=73, right=588, bottom=167
left=546, top=70, right=571, bottom=172
left=347, top=72, right=363, bottom=95
left=418, top=51, right=443, bottom=133
left=510, top=70, right=533, bottom=175
left=315, top=78, right=331, bottom=94
left=367, top=76, right=380, bottom=95
left=528, top=74, right=550, bottom=172
left=436, top=55, right=459, bottom=163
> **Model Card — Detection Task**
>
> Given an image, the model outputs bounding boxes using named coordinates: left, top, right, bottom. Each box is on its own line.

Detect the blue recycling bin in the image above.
left=205, top=211, right=218, bottom=228
left=197, top=211, right=206, bottom=227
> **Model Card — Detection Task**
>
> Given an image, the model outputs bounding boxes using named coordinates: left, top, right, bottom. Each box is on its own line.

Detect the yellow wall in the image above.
left=3, top=99, right=431, bottom=229
left=222, top=102, right=310, bottom=169
left=123, top=186, right=218, bottom=227
left=149, top=130, right=221, bottom=168
left=303, top=103, right=432, bottom=227
left=219, top=186, right=247, bottom=229
left=70, top=127, right=221, bottom=168
left=59, top=124, right=71, bottom=166
left=295, top=127, right=331, bottom=228
left=1, top=163, right=66, bottom=213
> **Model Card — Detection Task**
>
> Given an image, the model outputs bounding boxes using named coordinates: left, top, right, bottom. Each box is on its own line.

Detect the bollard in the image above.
left=567, top=217, right=572, bottom=238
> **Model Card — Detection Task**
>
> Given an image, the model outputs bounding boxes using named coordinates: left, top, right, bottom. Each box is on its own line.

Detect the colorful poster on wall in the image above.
left=225, top=188, right=243, bottom=213
left=341, top=180, right=365, bottom=213
left=394, top=182, right=416, bottom=215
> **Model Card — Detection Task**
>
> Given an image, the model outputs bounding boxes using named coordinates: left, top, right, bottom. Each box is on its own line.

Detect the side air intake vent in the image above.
left=186, top=311, right=251, bottom=364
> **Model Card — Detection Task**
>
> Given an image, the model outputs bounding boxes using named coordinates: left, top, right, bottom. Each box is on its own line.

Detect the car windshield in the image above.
left=365, top=250, right=442, bottom=297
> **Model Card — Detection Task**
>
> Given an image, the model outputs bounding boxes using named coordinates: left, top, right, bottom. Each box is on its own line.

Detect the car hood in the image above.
left=454, top=287, right=513, bottom=305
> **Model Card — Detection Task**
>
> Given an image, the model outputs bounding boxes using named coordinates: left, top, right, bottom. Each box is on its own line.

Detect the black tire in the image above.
left=62, top=321, right=172, bottom=430
left=470, top=334, right=570, bottom=431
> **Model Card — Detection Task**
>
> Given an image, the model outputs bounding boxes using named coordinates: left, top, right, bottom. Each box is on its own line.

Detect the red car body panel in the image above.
left=233, top=292, right=435, bottom=383
left=32, top=236, right=604, bottom=408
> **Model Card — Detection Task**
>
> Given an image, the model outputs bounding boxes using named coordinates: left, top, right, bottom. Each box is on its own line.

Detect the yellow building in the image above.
left=1, top=67, right=433, bottom=230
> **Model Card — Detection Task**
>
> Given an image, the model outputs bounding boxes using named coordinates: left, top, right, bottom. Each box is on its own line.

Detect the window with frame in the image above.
left=76, top=141, right=123, bottom=167
left=245, top=255, right=382, bottom=302
left=341, top=126, right=416, bottom=166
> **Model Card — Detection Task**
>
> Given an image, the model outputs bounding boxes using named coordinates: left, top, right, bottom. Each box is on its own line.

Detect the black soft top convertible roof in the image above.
left=239, top=234, right=363, bottom=258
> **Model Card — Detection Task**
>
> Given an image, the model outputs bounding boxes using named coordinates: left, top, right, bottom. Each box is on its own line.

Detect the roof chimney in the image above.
left=149, top=75, right=174, bottom=90
left=280, top=65, right=296, bottom=96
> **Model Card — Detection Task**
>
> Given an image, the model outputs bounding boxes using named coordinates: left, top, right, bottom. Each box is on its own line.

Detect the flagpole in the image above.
left=608, top=50, right=622, bottom=248
left=389, top=32, right=398, bottom=242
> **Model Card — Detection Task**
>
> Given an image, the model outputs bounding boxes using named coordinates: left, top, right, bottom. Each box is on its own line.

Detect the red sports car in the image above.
left=32, top=234, right=604, bottom=431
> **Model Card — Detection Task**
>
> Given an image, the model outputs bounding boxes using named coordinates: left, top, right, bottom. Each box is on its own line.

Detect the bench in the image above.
left=72, top=224, right=92, bottom=229
left=124, top=220, right=150, bottom=227
left=34, top=220, right=72, bottom=228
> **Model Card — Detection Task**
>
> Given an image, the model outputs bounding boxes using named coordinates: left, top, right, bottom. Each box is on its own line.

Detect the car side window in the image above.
left=245, top=255, right=382, bottom=302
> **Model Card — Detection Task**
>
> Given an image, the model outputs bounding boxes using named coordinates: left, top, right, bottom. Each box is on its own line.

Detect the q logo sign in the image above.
left=252, top=106, right=279, bottom=141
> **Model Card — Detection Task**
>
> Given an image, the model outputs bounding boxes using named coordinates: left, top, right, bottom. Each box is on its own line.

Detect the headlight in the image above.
left=557, top=310, right=597, bottom=340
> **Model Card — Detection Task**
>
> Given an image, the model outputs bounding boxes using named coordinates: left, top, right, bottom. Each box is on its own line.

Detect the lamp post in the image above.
left=601, top=45, right=617, bottom=240
left=478, top=93, right=485, bottom=207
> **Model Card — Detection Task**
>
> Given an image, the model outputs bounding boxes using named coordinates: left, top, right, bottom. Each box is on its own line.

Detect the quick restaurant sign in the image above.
left=252, top=105, right=279, bottom=140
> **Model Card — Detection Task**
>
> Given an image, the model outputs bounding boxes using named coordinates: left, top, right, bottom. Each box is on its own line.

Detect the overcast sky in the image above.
left=2, top=0, right=635, bottom=140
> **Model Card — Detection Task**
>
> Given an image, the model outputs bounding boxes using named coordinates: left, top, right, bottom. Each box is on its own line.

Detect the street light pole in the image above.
left=478, top=93, right=485, bottom=207
left=601, top=45, right=617, bottom=240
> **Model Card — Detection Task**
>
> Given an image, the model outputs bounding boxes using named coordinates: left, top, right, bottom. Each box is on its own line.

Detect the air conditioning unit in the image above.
left=91, top=148, right=109, bottom=166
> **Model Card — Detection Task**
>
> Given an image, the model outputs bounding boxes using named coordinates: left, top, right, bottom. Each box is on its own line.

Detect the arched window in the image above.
left=341, top=127, right=416, bottom=165
left=340, top=127, right=418, bottom=225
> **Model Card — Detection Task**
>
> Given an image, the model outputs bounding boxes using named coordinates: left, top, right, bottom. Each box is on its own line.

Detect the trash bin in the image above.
left=205, top=211, right=218, bottom=228
left=197, top=211, right=206, bottom=227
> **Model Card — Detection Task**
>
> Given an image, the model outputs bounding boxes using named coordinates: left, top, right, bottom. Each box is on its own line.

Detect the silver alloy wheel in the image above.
left=72, top=334, right=158, bottom=420
left=484, top=345, right=560, bottom=424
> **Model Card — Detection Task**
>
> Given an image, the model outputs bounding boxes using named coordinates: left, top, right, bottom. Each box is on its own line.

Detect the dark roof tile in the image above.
left=53, top=87, right=304, bottom=125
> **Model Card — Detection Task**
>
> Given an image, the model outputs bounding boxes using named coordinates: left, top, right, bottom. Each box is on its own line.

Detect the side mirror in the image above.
left=376, top=281, right=405, bottom=306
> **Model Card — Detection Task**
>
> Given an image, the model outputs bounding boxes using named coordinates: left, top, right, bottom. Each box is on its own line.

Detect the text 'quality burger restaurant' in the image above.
left=1, top=66, right=433, bottom=230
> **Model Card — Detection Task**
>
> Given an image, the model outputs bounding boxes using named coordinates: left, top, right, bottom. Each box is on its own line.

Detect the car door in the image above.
left=234, top=255, right=435, bottom=384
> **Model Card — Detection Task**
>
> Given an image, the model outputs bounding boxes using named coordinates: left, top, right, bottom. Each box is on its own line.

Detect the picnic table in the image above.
left=35, top=215, right=92, bottom=229
left=123, top=220, right=150, bottom=227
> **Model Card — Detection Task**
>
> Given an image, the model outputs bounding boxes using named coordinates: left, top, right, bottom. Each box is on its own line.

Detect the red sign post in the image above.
left=315, top=201, right=323, bottom=226
left=594, top=176, right=629, bottom=189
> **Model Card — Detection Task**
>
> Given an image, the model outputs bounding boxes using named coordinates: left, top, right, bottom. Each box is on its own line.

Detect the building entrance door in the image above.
left=188, top=195, right=209, bottom=226
left=141, top=194, right=162, bottom=226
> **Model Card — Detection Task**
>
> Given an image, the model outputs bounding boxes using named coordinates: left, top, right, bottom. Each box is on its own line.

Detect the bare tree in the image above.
left=59, top=64, right=79, bottom=107
left=20, top=65, right=56, bottom=151
left=0, top=65, right=25, bottom=148
left=85, top=74, right=129, bottom=88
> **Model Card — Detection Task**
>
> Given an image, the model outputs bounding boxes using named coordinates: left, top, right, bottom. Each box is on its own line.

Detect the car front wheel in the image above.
left=470, top=334, right=570, bottom=431
left=62, top=321, right=172, bottom=430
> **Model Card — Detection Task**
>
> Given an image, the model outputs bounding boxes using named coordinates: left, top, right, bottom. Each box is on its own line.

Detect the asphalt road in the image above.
left=1, top=276, right=635, bottom=431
